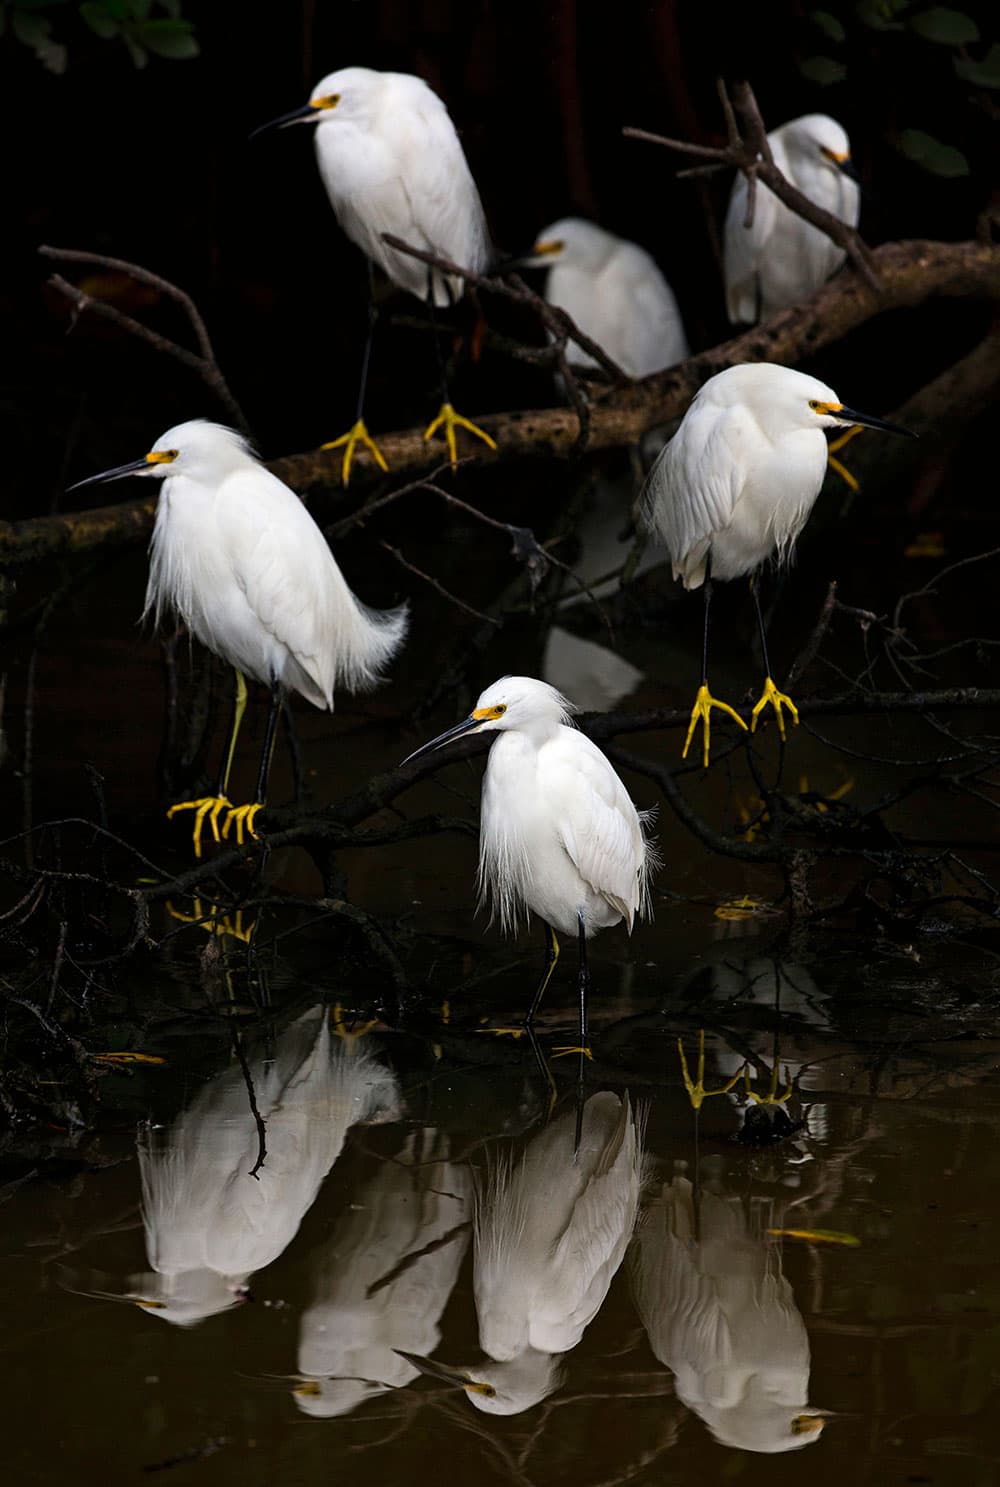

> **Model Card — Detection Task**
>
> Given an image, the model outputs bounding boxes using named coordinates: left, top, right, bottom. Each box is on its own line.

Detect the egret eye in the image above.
left=808, top=400, right=821, bottom=411
left=494, top=704, right=507, bottom=716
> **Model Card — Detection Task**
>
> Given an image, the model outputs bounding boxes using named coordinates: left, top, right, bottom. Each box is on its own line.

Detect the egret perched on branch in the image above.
left=401, top=678, right=657, bottom=1055
left=529, top=217, right=689, bottom=377
left=724, top=113, right=860, bottom=325
left=632, top=1175, right=829, bottom=1452
left=398, top=1090, right=642, bottom=1415
left=71, top=420, right=408, bottom=854
left=641, top=364, right=915, bottom=767
left=254, top=66, right=496, bottom=480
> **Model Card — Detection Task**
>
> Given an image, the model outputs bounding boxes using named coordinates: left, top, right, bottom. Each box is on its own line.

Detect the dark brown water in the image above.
left=3, top=459, right=1000, bottom=1485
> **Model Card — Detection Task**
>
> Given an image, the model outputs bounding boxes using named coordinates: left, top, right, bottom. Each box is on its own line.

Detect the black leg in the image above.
left=426, top=272, right=450, bottom=407
left=525, top=921, right=560, bottom=1027
left=701, top=566, right=713, bottom=685
left=355, top=257, right=378, bottom=424
left=749, top=572, right=773, bottom=677
left=255, top=679, right=284, bottom=805
left=576, top=912, right=591, bottom=1050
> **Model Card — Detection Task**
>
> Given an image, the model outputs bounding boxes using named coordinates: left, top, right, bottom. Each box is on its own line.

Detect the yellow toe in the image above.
left=220, top=801, right=263, bottom=846
left=423, top=402, right=497, bottom=469
left=321, top=419, right=389, bottom=486
left=750, top=677, right=800, bottom=740
left=681, top=683, right=748, bottom=769
left=166, top=796, right=231, bottom=858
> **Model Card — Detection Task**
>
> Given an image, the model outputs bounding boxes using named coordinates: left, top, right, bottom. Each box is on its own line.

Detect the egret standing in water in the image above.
left=401, top=677, right=656, bottom=1054
left=72, top=420, right=408, bottom=854
left=254, top=66, right=496, bottom=480
left=724, top=114, right=860, bottom=325
left=641, top=364, right=915, bottom=767
left=529, top=217, right=689, bottom=377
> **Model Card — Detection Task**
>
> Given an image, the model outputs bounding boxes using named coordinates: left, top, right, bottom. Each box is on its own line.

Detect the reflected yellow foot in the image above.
left=683, top=682, right=748, bottom=770
left=221, top=802, right=263, bottom=847
left=552, top=1045, right=593, bottom=1061
left=166, top=795, right=231, bottom=858
left=475, top=1024, right=528, bottom=1039
left=423, top=402, right=497, bottom=469
left=827, top=425, right=863, bottom=491
left=678, top=1031, right=743, bottom=1111
left=321, top=419, right=389, bottom=486
left=750, top=676, right=800, bottom=740
left=331, top=1001, right=380, bottom=1046
left=744, top=1059, right=794, bottom=1106
left=166, top=897, right=257, bottom=942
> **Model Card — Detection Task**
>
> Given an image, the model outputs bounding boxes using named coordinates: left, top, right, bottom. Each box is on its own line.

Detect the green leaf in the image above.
left=80, top=1, right=119, bottom=37
left=798, top=54, right=848, bottom=84
left=899, top=127, right=970, bottom=176
left=856, top=0, right=907, bottom=29
left=910, top=6, right=979, bottom=44
left=954, top=42, right=1000, bottom=87
left=137, top=16, right=197, bottom=57
left=810, top=9, right=846, bottom=42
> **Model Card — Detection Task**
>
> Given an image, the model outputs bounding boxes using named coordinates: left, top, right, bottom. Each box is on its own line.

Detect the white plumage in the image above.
left=632, top=1176, right=827, bottom=1453
left=532, top=217, right=688, bottom=377
left=295, top=1129, right=470, bottom=1417
left=642, top=363, right=892, bottom=590
left=472, top=677, right=653, bottom=938
left=399, top=1091, right=642, bottom=1416
left=132, top=1008, right=400, bottom=1326
left=306, top=67, right=491, bottom=305
left=141, top=420, right=408, bottom=706
left=724, top=113, right=860, bottom=324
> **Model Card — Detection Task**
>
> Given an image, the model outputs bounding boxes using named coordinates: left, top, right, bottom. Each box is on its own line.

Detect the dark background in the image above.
left=4, top=0, right=994, bottom=511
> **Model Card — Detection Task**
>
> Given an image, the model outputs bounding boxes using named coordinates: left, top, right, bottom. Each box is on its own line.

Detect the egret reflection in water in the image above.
left=132, top=1007, right=400, bottom=1325
left=402, top=1091, right=642, bottom=1415
left=631, top=1173, right=828, bottom=1453
left=294, top=1128, right=470, bottom=1417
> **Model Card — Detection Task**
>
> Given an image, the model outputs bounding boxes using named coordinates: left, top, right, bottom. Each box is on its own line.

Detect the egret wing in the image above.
left=615, top=245, right=689, bottom=372
left=543, top=731, right=646, bottom=927
left=641, top=396, right=748, bottom=588
left=723, top=174, right=778, bottom=324
left=215, top=467, right=342, bottom=704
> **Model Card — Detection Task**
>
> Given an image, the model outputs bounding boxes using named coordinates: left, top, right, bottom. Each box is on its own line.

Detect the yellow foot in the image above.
left=683, top=682, right=748, bottom=770
left=331, top=1001, right=380, bottom=1047
left=321, top=419, right=389, bottom=487
left=744, top=1059, right=794, bottom=1106
left=750, top=676, right=800, bottom=741
left=552, top=1045, right=593, bottom=1061
left=221, top=802, right=264, bottom=847
left=423, top=402, right=497, bottom=469
left=166, top=795, right=232, bottom=859
left=475, top=1024, right=529, bottom=1039
left=827, top=425, right=863, bottom=491
left=678, top=1031, right=743, bottom=1111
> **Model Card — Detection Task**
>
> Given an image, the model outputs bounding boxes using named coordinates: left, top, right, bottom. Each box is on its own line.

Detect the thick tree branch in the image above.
left=5, top=240, right=998, bottom=566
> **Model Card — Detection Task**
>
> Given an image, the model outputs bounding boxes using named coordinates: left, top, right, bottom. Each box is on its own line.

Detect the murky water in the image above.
left=4, top=450, right=1000, bottom=1483
left=4, top=926, right=1000, bottom=1486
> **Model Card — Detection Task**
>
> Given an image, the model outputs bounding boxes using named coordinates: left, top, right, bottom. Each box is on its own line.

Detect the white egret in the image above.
left=632, top=1175, right=829, bottom=1452
left=254, top=66, right=496, bottom=478
left=399, top=1090, right=642, bottom=1415
left=529, top=217, right=689, bottom=377
left=294, top=1128, right=470, bottom=1417
left=131, top=1007, right=400, bottom=1326
left=71, top=420, right=408, bottom=854
left=541, top=625, right=643, bottom=713
left=401, top=677, right=657, bottom=1054
left=641, top=364, right=915, bottom=767
left=724, top=113, right=860, bottom=325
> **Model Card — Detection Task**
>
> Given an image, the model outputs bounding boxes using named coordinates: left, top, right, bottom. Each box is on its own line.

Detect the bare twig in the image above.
left=39, top=244, right=249, bottom=433
left=625, top=78, right=880, bottom=290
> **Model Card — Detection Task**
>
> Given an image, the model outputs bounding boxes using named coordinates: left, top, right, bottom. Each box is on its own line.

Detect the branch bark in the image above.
left=4, top=239, right=998, bottom=566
